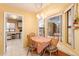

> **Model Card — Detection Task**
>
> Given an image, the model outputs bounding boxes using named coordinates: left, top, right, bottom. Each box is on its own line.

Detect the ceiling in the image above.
left=6, top=3, right=71, bottom=13
left=6, top=3, right=50, bottom=13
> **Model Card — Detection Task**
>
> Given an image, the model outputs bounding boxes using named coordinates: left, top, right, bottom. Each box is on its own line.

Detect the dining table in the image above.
left=31, top=36, right=52, bottom=55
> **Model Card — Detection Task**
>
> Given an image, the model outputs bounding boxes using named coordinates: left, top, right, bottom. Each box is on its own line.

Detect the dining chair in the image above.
left=43, top=38, right=59, bottom=56
left=27, top=33, right=36, bottom=56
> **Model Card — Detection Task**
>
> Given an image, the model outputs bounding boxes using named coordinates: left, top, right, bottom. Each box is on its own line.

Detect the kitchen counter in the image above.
left=6, top=32, right=22, bottom=39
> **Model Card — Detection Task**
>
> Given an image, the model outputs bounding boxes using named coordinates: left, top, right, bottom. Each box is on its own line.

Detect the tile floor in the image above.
left=4, top=39, right=28, bottom=56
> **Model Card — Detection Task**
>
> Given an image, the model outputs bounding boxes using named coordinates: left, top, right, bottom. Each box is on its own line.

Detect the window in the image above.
left=66, top=6, right=75, bottom=48
left=38, top=17, right=45, bottom=36
left=6, top=23, right=15, bottom=32
left=47, top=16, right=62, bottom=41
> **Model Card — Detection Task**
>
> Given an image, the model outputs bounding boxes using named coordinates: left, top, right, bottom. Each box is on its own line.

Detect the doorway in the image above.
left=4, top=12, right=23, bottom=55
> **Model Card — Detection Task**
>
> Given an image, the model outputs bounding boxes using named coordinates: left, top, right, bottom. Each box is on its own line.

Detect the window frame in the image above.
left=47, top=15, right=62, bottom=41
left=66, top=6, right=75, bottom=48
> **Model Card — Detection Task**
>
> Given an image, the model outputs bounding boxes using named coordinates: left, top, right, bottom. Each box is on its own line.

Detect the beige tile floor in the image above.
left=4, top=39, right=28, bottom=56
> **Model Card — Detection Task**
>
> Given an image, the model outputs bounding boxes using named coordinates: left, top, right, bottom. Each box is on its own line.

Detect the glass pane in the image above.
left=38, top=17, right=45, bottom=36
left=68, top=28, right=73, bottom=45
left=68, top=9, right=73, bottom=26
left=6, top=23, right=15, bottom=32
left=67, top=6, right=74, bottom=47
left=47, top=16, right=62, bottom=40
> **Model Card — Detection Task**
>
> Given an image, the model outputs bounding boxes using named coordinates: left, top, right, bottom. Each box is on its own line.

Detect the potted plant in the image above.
left=74, top=16, right=79, bottom=29
left=74, top=17, right=79, bottom=24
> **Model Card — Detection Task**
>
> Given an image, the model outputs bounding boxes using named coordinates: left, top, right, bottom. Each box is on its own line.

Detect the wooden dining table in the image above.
left=31, top=36, right=52, bottom=54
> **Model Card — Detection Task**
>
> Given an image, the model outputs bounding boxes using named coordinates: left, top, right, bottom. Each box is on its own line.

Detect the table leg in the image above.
left=27, top=48, right=30, bottom=55
left=50, top=52, right=52, bottom=56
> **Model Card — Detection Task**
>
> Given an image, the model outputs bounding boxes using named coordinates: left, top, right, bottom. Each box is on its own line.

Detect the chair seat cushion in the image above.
left=46, top=46, right=57, bottom=51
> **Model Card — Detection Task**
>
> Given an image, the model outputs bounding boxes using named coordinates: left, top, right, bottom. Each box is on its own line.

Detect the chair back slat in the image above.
left=50, top=38, right=59, bottom=46
left=27, top=33, right=35, bottom=47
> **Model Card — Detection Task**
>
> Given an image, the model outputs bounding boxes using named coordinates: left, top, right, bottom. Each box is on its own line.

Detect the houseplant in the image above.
left=74, top=16, right=79, bottom=29
left=74, top=16, right=79, bottom=24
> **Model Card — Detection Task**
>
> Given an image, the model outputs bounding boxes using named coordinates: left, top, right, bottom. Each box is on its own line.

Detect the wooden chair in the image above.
left=27, top=33, right=36, bottom=55
left=43, top=38, right=59, bottom=56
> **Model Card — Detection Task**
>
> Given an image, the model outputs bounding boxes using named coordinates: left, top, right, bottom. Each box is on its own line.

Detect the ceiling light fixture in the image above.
left=10, top=15, right=17, bottom=19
